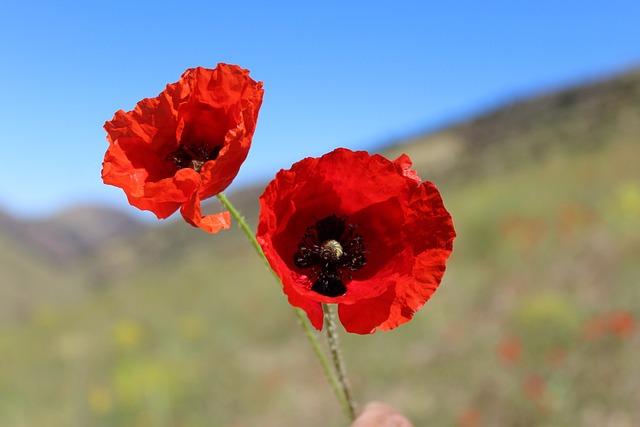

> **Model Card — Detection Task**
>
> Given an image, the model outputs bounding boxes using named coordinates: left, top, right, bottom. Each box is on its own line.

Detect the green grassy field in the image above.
left=1, top=131, right=638, bottom=426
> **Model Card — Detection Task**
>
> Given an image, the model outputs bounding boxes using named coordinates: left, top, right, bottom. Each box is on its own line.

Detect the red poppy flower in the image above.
left=256, top=148, right=456, bottom=334
left=102, top=63, right=264, bottom=233
left=498, top=336, right=523, bottom=365
left=608, top=311, right=635, bottom=338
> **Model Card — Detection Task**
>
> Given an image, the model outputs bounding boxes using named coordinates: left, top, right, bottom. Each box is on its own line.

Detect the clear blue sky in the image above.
left=1, top=1, right=638, bottom=219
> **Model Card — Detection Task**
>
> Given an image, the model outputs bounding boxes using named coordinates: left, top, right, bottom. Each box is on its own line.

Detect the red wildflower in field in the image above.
left=102, top=63, right=264, bottom=233
left=583, top=311, right=636, bottom=341
left=523, top=374, right=545, bottom=402
left=608, top=311, right=635, bottom=338
left=256, top=148, right=456, bottom=334
left=456, top=407, right=482, bottom=427
left=498, top=336, right=523, bottom=365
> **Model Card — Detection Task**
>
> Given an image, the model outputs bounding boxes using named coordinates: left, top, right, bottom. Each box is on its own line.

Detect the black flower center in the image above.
left=168, top=142, right=222, bottom=172
left=294, top=214, right=368, bottom=297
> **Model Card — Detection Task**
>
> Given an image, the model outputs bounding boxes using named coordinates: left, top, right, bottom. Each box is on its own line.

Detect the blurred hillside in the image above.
left=1, top=67, right=639, bottom=426
left=385, top=66, right=640, bottom=185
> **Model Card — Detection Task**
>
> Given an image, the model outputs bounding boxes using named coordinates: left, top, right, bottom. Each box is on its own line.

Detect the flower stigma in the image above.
left=168, top=142, right=222, bottom=172
left=321, top=239, right=343, bottom=260
left=294, top=214, right=367, bottom=297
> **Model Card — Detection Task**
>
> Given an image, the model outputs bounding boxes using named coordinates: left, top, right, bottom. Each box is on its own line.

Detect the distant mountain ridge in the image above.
left=0, top=205, right=144, bottom=263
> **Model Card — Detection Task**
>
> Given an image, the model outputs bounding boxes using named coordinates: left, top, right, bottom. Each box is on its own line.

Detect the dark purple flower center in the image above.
left=168, top=142, right=222, bottom=172
left=294, top=214, right=367, bottom=297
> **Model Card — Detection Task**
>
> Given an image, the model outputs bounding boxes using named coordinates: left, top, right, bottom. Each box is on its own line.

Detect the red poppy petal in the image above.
left=373, top=252, right=450, bottom=332
left=337, top=288, right=396, bottom=334
left=198, top=128, right=250, bottom=200
left=256, top=233, right=325, bottom=329
left=174, top=65, right=263, bottom=199
left=285, top=284, right=325, bottom=330
left=180, top=189, right=231, bottom=234
left=371, top=183, right=455, bottom=331
left=405, top=181, right=456, bottom=255
left=393, top=153, right=421, bottom=184
left=103, top=145, right=198, bottom=219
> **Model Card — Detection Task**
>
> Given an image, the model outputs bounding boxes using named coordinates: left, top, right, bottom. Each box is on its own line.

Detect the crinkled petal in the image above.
left=373, top=181, right=456, bottom=331
left=180, top=190, right=231, bottom=234
left=286, top=282, right=325, bottom=330
left=393, top=153, right=421, bottom=184
left=256, top=233, right=325, bottom=329
left=405, top=181, right=457, bottom=255
left=338, top=288, right=396, bottom=334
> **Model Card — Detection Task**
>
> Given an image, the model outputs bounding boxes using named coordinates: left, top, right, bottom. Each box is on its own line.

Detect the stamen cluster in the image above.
left=169, top=142, right=222, bottom=172
left=294, top=214, right=367, bottom=297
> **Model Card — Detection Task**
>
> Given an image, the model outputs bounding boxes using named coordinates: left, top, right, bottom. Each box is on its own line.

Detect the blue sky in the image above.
left=0, top=1, right=638, bottom=219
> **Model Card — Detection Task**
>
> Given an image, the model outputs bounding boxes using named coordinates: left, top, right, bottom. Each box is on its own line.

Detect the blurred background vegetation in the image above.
left=1, top=68, right=639, bottom=426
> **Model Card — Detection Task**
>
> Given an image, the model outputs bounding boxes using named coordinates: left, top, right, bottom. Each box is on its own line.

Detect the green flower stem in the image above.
left=323, top=303, right=357, bottom=421
left=216, top=193, right=354, bottom=421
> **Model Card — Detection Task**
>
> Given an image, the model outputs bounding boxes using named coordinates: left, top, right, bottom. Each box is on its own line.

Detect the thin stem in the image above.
left=323, top=303, right=357, bottom=421
left=216, top=193, right=352, bottom=420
